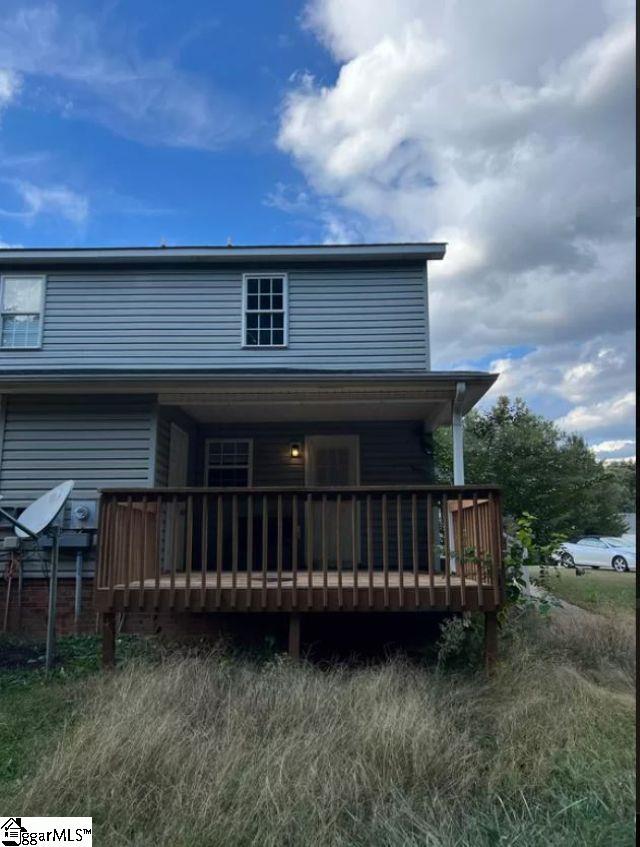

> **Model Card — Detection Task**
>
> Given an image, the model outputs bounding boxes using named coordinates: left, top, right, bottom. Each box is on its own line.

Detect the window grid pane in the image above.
left=1, top=314, right=41, bottom=348
left=206, top=441, right=251, bottom=487
left=244, top=275, right=286, bottom=346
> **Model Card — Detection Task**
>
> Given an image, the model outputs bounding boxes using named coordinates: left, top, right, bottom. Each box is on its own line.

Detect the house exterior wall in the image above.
left=0, top=394, right=156, bottom=504
left=0, top=394, right=156, bottom=578
left=194, top=421, right=433, bottom=486
left=0, top=261, right=430, bottom=373
left=0, top=398, right=433, bottom=581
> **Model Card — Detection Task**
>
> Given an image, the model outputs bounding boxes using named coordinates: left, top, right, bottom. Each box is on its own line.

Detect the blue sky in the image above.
left=0, top=0, right=635, bottom=460
left=0, top=0, right=340, bottom=246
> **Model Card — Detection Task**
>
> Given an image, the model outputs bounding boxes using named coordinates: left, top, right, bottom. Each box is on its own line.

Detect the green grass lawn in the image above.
left=0, top=613, right=635, bottom=847
left=532, top=566, right=636, bottom=617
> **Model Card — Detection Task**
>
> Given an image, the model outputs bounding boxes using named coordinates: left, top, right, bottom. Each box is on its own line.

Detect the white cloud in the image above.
left=592, top=439, right=635, bottom=454
left=278, top=0, right=635, bottom=445
left=0, top=3, right=249, bottom=150
left=0, top=179, right=88, bottom=225
left=555, top=391, right=635, bottom=433
left=0, top=67, right=20, bottom=111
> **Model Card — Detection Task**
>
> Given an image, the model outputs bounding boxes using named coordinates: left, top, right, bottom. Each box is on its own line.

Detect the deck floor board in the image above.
left=109, top=571, right=485, bottom=590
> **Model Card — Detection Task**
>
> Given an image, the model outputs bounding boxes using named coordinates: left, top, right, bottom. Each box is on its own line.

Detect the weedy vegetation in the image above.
left=0, top=514, right=634, bottom=846
left=1, top=602, right=635, bottom=847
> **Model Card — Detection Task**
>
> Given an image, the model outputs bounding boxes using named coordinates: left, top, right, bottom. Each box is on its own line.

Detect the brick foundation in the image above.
left=0, top=578, right=236, bottom=640
left=0, top=578, right=447, bottom=657
left=0, top=577, right=97, bottom=637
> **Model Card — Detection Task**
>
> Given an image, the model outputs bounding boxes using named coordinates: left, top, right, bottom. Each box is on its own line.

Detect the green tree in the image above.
left=605, top=461, right=636, bottom=513
left=434, top=396, right=628, bottom=542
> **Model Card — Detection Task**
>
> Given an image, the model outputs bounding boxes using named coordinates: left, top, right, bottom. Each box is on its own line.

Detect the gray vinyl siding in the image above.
left=0, top=395, right=155, bottom=577
left=196, top=422, right=432, bottom=486
left=0, top=395, right=155, bottom=504
left=0, top=262, right=429, bottom=372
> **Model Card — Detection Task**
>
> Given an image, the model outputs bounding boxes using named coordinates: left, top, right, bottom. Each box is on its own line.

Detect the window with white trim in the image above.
left=243, top=274, right=287, bottom=347
left=205, top=439, right=252, bottom=486
left=0, top=275, right=45, bottom=349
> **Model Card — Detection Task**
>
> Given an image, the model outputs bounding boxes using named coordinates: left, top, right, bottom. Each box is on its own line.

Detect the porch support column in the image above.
left=484, top=611, right=498, bottom=673
left=102, top=611, right=116, bottom=670
left=452, top=381, right=466, bottom=485
left=288, top=612, right=301, bottom=660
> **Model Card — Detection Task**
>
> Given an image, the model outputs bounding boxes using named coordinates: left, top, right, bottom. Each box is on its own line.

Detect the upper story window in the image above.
left=0, top=275, right=45, bottom=349
left=242, top=273, right=288, bottom=347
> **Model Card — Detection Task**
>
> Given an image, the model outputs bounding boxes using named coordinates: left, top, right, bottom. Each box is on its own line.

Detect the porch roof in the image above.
left=0, top=371, right=496, bottom=428
left=155, top=372, right=496, bottom=427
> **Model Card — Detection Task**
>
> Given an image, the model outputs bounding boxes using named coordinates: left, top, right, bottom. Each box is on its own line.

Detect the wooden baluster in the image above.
left=457, top=493, right=466, bottom=609
left=351, top=495, right=358, bottom=609
left=472, top=492, right=483, bottom=608
left=412, top=494, right=419, bottom=607
left=125, top=496, right=134, bottom=609
left=261, top=495, right=268, bottom=610
left=106, top=496, right=116, bottom=596
left=95, top=495, right=107, bottom=591
left=306, top=494, right=313, bottom=609
left=336, top=494, right=343, bottom=610
left=201, top=494, right=208, bottom=610
left=246, top=494, right=253, bottom=610
left=216, top=494, right=223, bottom=610
left=139, top=494, right=148, bottom=610
left=426, top=493, right=435, bottom=607
left=169, top=495, right=178, bottom=609
left=154, top=495, right=162, bottom=609
left=185, top=495, right=193, bottom=609
left=276, top=494, right=283, bottom=609
left=291, top=495, right=298, bottom=610
left=231, top=494, right=238, bottom=609
left=382, top=494, right=389, bottom=608
left=100, top=497, right=111, bottom=605
left=366, top=495, right=374, bottom=609
left=321, top=494, right=328, bottom=609
left=442, top=494, right=451, bottom=607
left=396, top=494, right=404, bottom=610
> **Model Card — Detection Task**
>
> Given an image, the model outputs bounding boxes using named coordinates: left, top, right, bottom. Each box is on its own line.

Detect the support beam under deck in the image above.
left=288, top=612, right=301, bottom=660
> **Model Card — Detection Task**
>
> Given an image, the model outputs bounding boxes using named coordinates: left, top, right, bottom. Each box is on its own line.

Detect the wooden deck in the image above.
left=99, top=570, right=498, bottom=613
left=95, top=485, right=505, bottom=615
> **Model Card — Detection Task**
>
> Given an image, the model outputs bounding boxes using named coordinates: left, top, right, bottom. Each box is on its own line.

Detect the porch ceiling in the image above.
left=158, top=373, right=496, bottom=428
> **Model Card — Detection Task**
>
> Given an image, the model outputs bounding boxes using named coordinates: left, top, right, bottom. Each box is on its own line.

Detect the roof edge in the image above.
left=0, top=242, right=446, bottom=264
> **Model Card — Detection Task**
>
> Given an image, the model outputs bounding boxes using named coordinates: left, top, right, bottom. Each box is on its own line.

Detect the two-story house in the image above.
left=0, top=243, right=503, bottom=665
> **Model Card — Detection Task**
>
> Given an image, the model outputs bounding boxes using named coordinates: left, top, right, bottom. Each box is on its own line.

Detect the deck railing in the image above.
left=95, top=486, right=504, bottom=612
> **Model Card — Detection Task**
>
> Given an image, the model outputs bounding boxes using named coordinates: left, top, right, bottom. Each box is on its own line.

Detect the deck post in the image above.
left=102, top=611, right=116, bottom=670
left=484, top=610, right=498, bottom=673
left=288, top=612, right=301, bottom=660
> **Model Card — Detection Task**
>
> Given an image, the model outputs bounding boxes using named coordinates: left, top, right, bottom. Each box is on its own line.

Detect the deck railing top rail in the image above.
left=100, top=484, right=502, bottom=495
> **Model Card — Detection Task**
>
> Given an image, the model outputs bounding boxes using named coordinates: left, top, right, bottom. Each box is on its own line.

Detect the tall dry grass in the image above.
left=11, top=610, right=635, bottom=846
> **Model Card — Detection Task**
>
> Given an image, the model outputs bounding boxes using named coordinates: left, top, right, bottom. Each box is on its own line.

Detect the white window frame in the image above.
left=0, top=274, right=46, bottom=350
left=203, top=438, right=254, bottom=487
left=241, top=272, right=288, bottom=348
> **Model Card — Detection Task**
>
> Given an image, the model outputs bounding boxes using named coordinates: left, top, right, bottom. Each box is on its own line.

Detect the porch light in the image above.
left=290, top=442, right=302, bottom=459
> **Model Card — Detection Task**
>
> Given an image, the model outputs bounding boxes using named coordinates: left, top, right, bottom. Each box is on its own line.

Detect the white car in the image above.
left=558, top=536, right=636, bottom=572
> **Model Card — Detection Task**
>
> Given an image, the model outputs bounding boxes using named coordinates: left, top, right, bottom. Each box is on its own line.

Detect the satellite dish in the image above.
left=14, top=480, right=74, bottom=539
